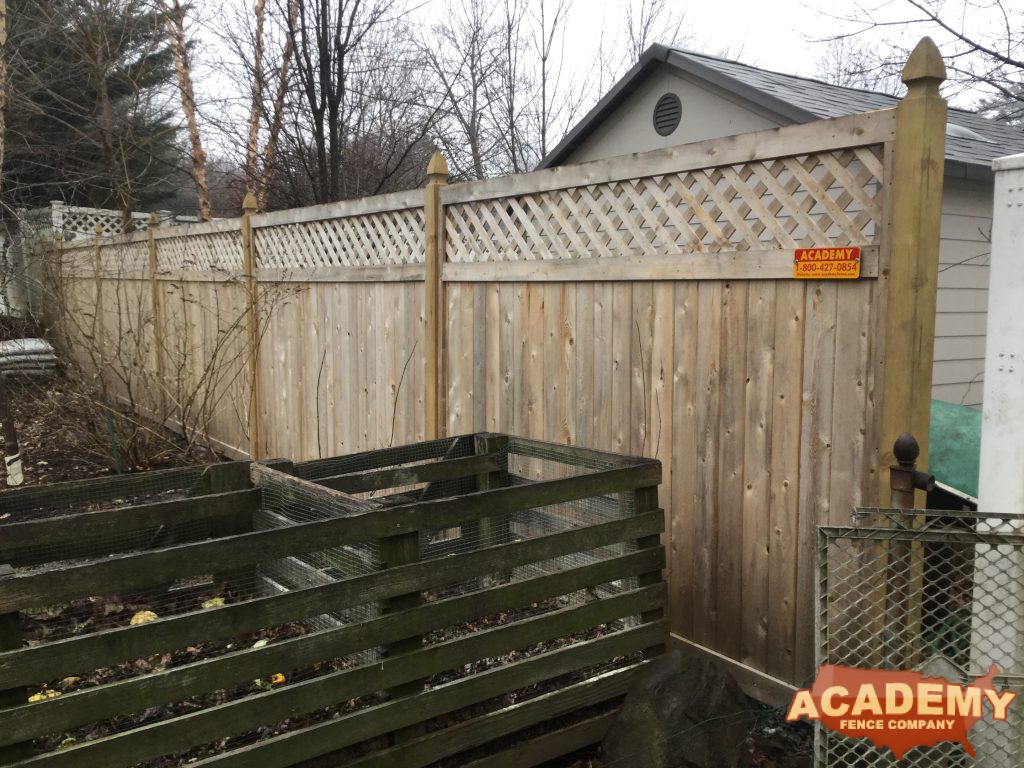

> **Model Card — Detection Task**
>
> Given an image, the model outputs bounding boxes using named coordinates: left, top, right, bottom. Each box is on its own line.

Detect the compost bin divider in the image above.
left=0, top=511, right=664, bottom=692
left=0, top=563, right=31, bottom=763
left=0, top=436, right=669, bottom=767
left=0, top=549, right=665, bottom=746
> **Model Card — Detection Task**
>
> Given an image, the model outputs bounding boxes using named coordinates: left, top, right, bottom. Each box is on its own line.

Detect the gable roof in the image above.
left=538, top=44, right=1024, bottom=175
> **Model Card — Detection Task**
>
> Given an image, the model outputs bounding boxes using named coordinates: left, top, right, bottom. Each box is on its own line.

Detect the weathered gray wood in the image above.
left=0, top=462, right=661, bottom=611
left=316, top=453, right=501, bottom=494
left=0, top=564, right=31, bottom=764
left=293, top=436, right=475, bottom=481
left=340, top=674, right=630, bottom=768
left=634, top=485, right=666, bottom=659
left=0, top=490, right=259, bottom=563
left=0, top=554, right=664, bottom=745
left=14, top=607, right=666, bottom=767
left=445, top=712, right=620, bottom=768
left=0, top=511, right=664, bottom=689
left=0, top=465, right=206, bottom=518
left=507, top=436, right=644, bottom=470
left=187, top=622, right=667, bottom=768
left=476, top=435, right=511, bottom=575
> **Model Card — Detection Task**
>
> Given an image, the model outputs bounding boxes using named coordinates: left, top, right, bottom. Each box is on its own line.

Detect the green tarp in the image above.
left=929, top=399, right=982, bottom=499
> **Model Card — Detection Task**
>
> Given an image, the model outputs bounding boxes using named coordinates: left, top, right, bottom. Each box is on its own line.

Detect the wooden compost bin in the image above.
left=0, top=434, right=666, bottom=767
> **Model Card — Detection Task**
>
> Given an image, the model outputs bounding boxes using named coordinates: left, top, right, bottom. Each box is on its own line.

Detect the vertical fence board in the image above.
left=716, top=281, right=748, bottom=661
left=669, top=281, right=699, bottom=640
left=794, top=282, right=839, bottom=680
left=693, top=281, right=722, bottom=648
left=765, top=280, right=805, bottom=684
left=741, top=281, right=776, bottom=672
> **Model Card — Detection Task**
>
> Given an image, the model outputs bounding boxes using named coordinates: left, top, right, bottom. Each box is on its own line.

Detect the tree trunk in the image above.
left=164, top=0, right=212, bottom=221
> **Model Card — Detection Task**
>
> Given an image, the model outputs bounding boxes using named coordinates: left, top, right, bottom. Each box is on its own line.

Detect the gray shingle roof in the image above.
left=539, top=44, right=1024, bottom=172
left=682, top=50, right=1024, bottom=171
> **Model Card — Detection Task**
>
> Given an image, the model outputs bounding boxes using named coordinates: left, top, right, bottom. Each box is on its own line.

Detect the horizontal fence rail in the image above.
left=0, top=436, right=666, bottom=767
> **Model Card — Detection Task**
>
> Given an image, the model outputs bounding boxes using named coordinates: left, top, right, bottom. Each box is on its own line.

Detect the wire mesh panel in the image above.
left=817, top=509, right=1024, bottom=767
left=0, top=435, right=667, bottom=768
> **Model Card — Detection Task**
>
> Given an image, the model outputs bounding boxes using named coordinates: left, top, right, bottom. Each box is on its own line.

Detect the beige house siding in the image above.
left=564, top=71, right=782, bottom=164
left=934, top=176, right=992, bottom=407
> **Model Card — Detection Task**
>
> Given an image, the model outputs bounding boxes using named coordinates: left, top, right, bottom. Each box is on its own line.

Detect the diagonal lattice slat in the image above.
left=445, top=147, right=884, bottom=261
left=157, top=231, right=244, bottom=272
left=254, top=207, right=427, bottom=269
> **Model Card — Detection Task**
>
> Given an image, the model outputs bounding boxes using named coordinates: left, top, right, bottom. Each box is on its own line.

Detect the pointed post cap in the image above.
left=148, top=212, right=160, bottom=227
left=902, top=37, right=946, bottom=86
left=242, top=192, right=259, bottom=214
left=427, top=150, right=449, bottom=180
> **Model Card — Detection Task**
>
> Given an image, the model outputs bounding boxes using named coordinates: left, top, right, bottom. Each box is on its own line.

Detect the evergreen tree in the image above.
left=3, top=0, right=181, bottom=221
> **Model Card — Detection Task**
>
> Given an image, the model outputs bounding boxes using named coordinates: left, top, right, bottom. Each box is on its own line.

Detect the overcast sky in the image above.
left=191, top=0, right=1015, bottom=158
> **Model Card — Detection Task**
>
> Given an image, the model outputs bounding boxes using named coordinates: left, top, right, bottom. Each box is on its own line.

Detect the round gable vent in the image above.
left=653, top=93, right=682, bottom=136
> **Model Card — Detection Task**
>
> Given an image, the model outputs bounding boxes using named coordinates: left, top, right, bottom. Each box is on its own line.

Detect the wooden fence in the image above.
left=0, top=435, right=665, bottom=767
left=49, top=42, right=947, bottom=693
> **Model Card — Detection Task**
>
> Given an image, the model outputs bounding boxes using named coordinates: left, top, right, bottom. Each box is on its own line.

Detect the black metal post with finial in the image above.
left=885, top=432, right=936, bottom=669
left=889, top=432, right=935, bottom=510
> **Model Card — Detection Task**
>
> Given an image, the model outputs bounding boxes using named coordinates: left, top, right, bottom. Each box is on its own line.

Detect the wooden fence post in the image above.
left=147, top=213, right=167, bottom=419
left=241, top=193, right=261, bottom=460
left=0, top=563, right=31, bottom=762
left=424, top=152, right=448, bottom=440
left=878, top=37, right=947, bottom=507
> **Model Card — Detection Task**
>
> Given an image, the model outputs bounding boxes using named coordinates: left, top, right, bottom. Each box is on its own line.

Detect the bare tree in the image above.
left=163, top=0, right=212, bottom=221
left=421, top=0, right=505, bottom=179
left=814, top=37, right=904, bottom=96
left=624, top=0, right=686, bottom=63
left=818, top=0, right=1024, bottom=120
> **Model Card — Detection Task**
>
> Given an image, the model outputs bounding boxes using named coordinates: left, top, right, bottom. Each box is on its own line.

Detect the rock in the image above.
left=602, top=649, right=753, bottom=768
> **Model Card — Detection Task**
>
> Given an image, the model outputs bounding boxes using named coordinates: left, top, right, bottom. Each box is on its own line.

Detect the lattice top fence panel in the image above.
left=57, top=238, right=151, bottom=277
left=254, top=207, right=426, bottom=269
left=444, top=146, right=884, bottom=262
left=156, top=229, right=243, bottom=272
left=53, top=204, right=199, bottom=242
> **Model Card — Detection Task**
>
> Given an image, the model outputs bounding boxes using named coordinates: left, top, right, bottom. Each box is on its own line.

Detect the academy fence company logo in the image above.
left=786, top=664, right=1017, bottom=759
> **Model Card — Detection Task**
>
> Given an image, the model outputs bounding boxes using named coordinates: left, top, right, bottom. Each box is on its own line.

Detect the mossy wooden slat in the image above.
left=0, top=490, right=259, bottom=560
left=293, top=436, right=475, bottom=481
left=15, top=603, right=665, bottom=767
left=0, top=463, right=661, bottom=612
left=316, top=453, right=502, bottom=494
left=507, top=436, right=643, bottom=470
left=0, top=565, right=31, bottom=764
left=456, top=711, right=620, bottom=768
left=476, top=435, right=511, bottom=576
left=187, top=622, right=666, bottom=768
left=0, top=511, right=664, bottom=689
left=341, top=674, right=630, bottom=768
left=634, top=485, right=666, bottom=660
left=0, top=465, right=205, bottom=518
left=0, top=553, right=664, bottom=745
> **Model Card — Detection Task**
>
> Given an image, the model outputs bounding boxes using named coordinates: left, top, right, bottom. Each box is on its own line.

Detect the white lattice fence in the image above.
left=444, top=147, right=884, bottom=262
left=53, top=204, right=199, bottom=242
